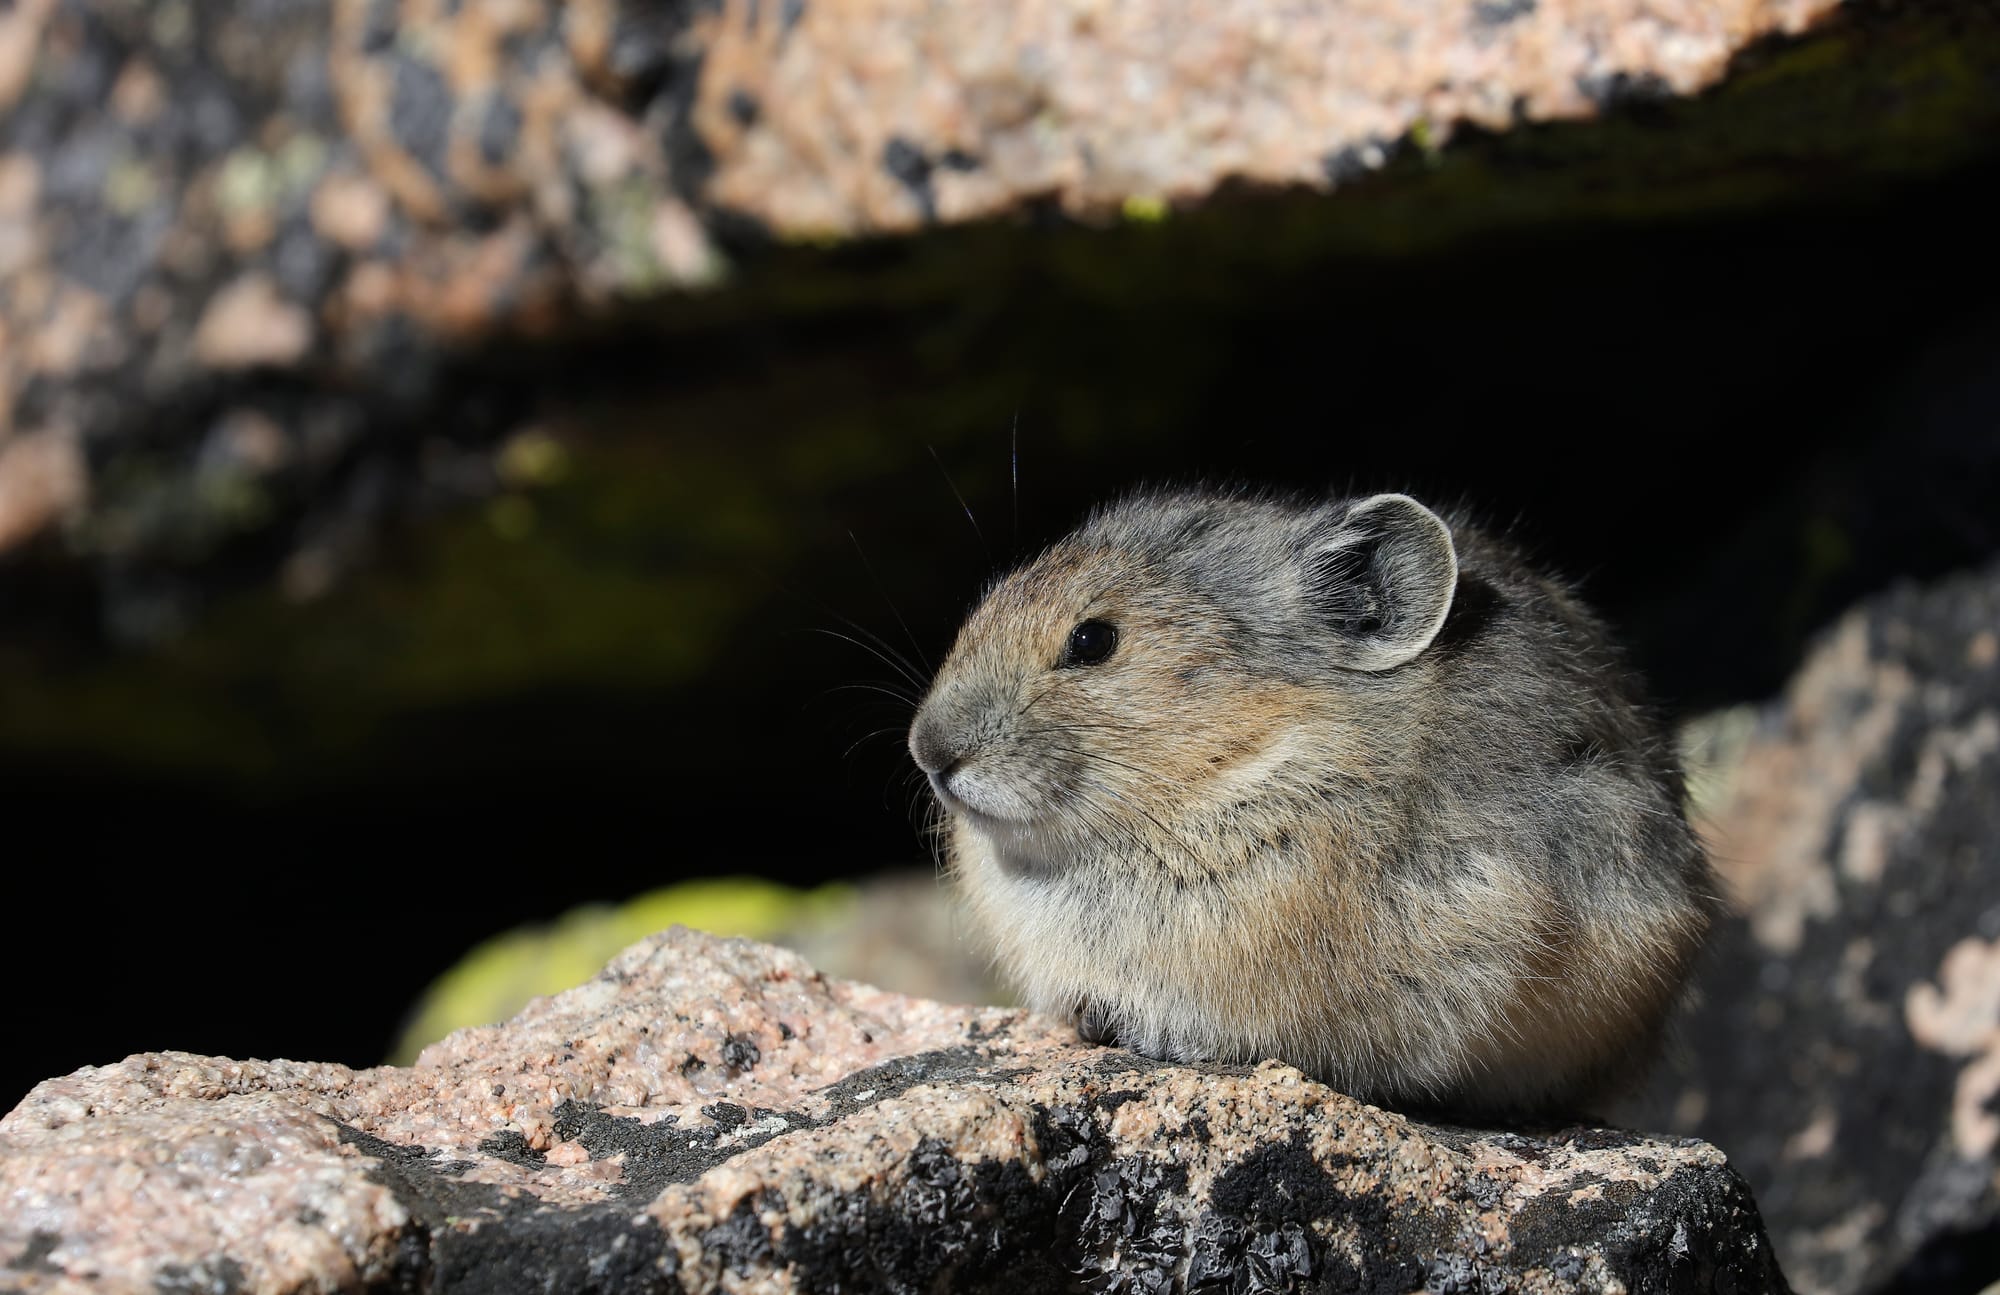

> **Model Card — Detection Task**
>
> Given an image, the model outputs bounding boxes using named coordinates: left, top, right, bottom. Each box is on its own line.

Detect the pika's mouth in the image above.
left=929, top=770, right=1064, bottom=855
left=950, top=802, right=1017, bottom=838
left=927, top=761, right=1028, bottom=822
left=928, top=783, right=1075, bottom=875
left=921, top=750, right=1087, bottom=878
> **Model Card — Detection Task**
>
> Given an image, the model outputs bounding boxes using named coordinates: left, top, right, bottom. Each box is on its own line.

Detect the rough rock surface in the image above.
left=2, top=928, right=1784, bottom=1293
left=0, top=0, right=1855, bottom=575
left=1618, top=561, right=2000, bottom=1295
left=691, top=0, right=1834, bottom=234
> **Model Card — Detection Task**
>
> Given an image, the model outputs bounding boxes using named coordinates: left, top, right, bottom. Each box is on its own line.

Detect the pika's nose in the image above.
left=907, top=713, right=959, bottom=778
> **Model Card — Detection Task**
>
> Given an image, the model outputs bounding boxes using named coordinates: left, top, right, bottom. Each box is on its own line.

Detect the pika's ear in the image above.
left=1305, top=494, right=1458, bottom=671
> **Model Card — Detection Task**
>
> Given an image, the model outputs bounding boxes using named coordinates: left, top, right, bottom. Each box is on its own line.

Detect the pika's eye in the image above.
left=1060, top=619, right=1119, bottom=668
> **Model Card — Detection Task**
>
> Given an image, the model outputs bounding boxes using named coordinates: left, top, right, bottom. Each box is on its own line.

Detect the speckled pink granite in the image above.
left=2, top=928, right=1784, bottom=1292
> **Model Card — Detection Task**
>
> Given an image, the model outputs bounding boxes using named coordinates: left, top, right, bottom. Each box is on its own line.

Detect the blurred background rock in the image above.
left=2, top=0, right=1999, bottom=1289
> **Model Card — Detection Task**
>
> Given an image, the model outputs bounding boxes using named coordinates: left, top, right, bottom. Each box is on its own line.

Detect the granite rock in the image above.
left=2, top=927, right=1786, bottom=1293
left=1618, top=562, right=2000, bottom=1295
left=691, top=0, right=1835, bottom=234
left=0, top=0, right=1858, bottom=579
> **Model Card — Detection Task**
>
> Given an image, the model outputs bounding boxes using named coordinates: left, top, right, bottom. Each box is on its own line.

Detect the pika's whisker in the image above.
left=1009, top=410, right=1020, bottom=558
left=821, top=680, right=922, bottom=707
left=928, top=443, right=991, bottom=568
left=1018, top=721, right=1148, bottom=738
left=1040, top=745, right=1208, bottom=863
left=843, top=726, right=908, bottom=761
left=848, top=529, right=933, bottom=675
left=1040, top=742, right=1198, bottom=795
left=802, top=625, right=929, bottom=693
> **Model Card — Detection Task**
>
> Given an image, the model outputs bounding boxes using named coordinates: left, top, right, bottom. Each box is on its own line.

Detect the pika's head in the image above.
left=907, top=490, right=1459, bottom=877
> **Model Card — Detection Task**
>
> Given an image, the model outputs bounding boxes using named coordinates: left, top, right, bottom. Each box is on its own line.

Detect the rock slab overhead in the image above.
left=1, top=928, right=1785, bottom=1293
left=0, top=0, right=1845, bottom=562
left=694, top=0, right=1836, bottom=233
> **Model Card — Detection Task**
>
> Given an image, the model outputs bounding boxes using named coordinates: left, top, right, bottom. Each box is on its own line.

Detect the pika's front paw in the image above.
left=1075, top=996, right=1119, bottom=1047
left=1072, top=1000, right=1214, bottom=1066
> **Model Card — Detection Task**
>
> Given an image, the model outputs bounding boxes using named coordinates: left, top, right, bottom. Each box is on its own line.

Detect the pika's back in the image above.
left=910, top=487, right=1714, bottom=1117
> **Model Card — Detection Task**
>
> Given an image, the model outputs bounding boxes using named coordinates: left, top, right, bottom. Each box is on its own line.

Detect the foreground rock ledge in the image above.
left=1, top=931, right=1784, bottom=1294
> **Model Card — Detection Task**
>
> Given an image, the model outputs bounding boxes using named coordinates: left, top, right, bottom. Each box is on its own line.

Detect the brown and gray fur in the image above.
left=907, top=487, right=1716, bottom=1118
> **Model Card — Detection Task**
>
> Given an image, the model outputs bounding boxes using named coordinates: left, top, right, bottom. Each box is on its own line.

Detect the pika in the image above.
left=907, top=488, right=1715, bottom=1118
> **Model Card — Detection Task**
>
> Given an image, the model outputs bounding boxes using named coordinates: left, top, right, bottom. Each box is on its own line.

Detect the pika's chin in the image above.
left=950, top=808, right=1074, bottom=880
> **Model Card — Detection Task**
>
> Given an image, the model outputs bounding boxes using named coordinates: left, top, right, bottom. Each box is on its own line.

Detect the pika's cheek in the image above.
left=1161, top=692, right=1306, bottom=781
